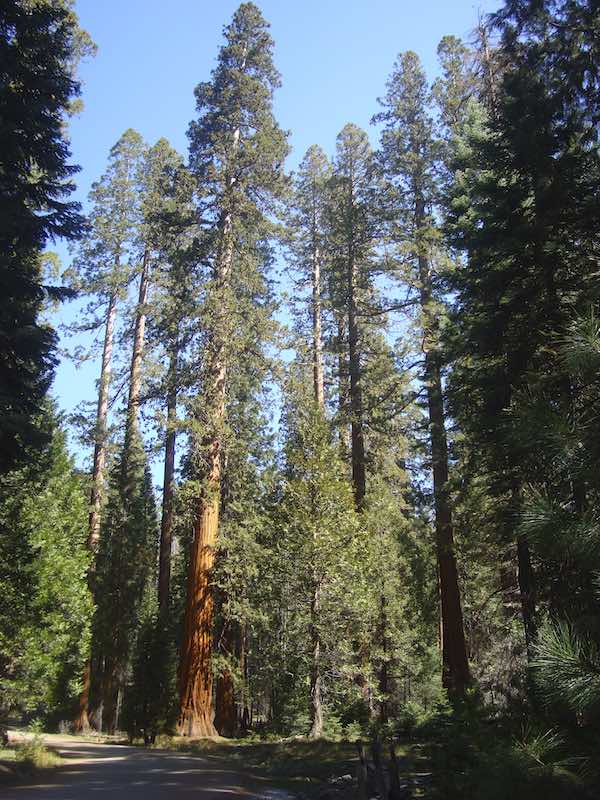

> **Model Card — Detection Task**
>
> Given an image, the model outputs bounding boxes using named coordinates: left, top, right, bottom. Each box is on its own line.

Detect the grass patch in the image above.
left=157, top=736, right=427, bottom=798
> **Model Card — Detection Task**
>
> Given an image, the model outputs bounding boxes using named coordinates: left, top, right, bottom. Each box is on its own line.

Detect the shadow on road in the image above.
left=6, top=740, right=265, bottom=799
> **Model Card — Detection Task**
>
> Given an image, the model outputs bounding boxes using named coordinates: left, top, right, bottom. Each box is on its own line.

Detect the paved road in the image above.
left=5, top=737, right=280, bottom=800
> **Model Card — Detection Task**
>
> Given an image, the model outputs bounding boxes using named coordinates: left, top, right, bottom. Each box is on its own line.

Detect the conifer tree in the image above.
left=277, top=371, right=358, bottom=736
left=141, top=141, right=197, bottom=620
left=326, top=124, right=381, bottom=509
left=93, top=432, right=158, bottom=733
left=0, top=408, right=92, bottom=718
left=70, top=129, right=145, bottom=731
left=0, top=0, right=91, bottom=472
left=179, top=2, right=288, bottom=737
left=445, top=0, right=600, bottom=657
left=375, top=52, right=470, bottom=696
left=287, top=146, right=332, bottom=407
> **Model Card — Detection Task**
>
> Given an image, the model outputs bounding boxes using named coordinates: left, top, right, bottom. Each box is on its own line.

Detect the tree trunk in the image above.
left=178, top=210, right=234, bottom=738
left=416, top=198, right=470, bottom=697
left=125, top=249, right=150, bottom=441
left=378, top=592, right=389, bottom=723
left=158, top=344, right=178, bottom=618
left=346, top=184, right=366, bottom=508
left=178, top=463, right=221, bottom=737
left=337, top=316, right=350, bottom=460
left=517, top=532, right=536, bottom=658
left=101, top=250, right=151, bottom=729
left=88, top=290, right=118, bottom=552
left=348, top=271, right=366, bottom=508
left=75, top=289, right=118, bottom=733
left=312, top=239, right=324, bottom=407
left=425, top=345, right=470, bottom=696
left=309, top=579, right=324, bottom=738
left=215, top=665, right=236, bottom=737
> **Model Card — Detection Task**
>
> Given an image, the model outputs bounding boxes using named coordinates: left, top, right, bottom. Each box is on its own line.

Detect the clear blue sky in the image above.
left=53, top=0, right=499, bottom=467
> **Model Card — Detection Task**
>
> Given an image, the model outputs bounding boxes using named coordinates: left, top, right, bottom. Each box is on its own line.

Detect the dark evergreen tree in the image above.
left=376, top=50, right=471, bottom=697
left=92, top=432, right=158, bottom=733
left=0, top=0, right=91, bottom=472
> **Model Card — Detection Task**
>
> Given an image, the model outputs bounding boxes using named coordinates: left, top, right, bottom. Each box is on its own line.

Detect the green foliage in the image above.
left=532, top=620, right=600, bottom=719
left=0, top=409, right=92, bottom=717
left=122, top=614, right=177, bottom=743
left=91, top=431, right=158, bottom=724
left=0, top=0, right=89, bottom=471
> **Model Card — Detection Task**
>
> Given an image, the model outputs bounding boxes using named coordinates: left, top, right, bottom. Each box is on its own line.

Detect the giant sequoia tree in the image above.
left=178, top=2, right=288, bottom=737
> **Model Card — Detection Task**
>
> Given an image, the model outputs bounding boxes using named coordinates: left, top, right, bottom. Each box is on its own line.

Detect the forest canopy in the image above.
left=1, top=1, right=599, bottom=797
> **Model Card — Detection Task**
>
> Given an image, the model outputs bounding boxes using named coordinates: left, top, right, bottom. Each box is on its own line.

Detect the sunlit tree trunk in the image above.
left=158, top=344, right=178, bottom=619
left=75, top=288, right=118, bottom=733
left=309, top=577, right=324, bottom=738
left=102, top=250, right=151, bottom=733
left=124, top=250, right=150, bottom=442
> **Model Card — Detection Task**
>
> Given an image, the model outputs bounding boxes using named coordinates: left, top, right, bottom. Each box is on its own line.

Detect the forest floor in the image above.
left=161, top=736, right=432, bottom=797
left=0, top=731, right=432, bottom=798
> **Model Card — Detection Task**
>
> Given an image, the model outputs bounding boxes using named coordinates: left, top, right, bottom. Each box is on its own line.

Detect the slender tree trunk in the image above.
left=308, top=202, right=326, bottom=739
left=416, top=197, right=470, bottom=697
left=101, top=251, right=151, bottom=734
left=337, top=316, right=350, bottom=460
left=378, top=592, right=389, bottom=723
left=75, top=289, right=118, bottom=733
left=517, top=530, right=536, bottom=658
left=158, top=344, right=178, bottom=618
left=347, top=265, right=366, bottom=508
left=312, top=238, right=324, bottom=407
left=88, top=291, right=118, bottom=551
left=309, top=577, right=324, bottom=738
left=125, top=249, right=150, bottom=441
left=346, top=182, right=366, bottom=508
left=426, top=347, right=470, bottom=695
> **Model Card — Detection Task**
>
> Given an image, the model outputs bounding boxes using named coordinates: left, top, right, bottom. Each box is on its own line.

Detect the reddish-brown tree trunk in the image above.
left=177, top=440, right=221, bottom=737
left=426, top=348, right=470, bottom=695
left=75, top=289, right=118, bottom=733
left=178, top=213, right=234, bottom=738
